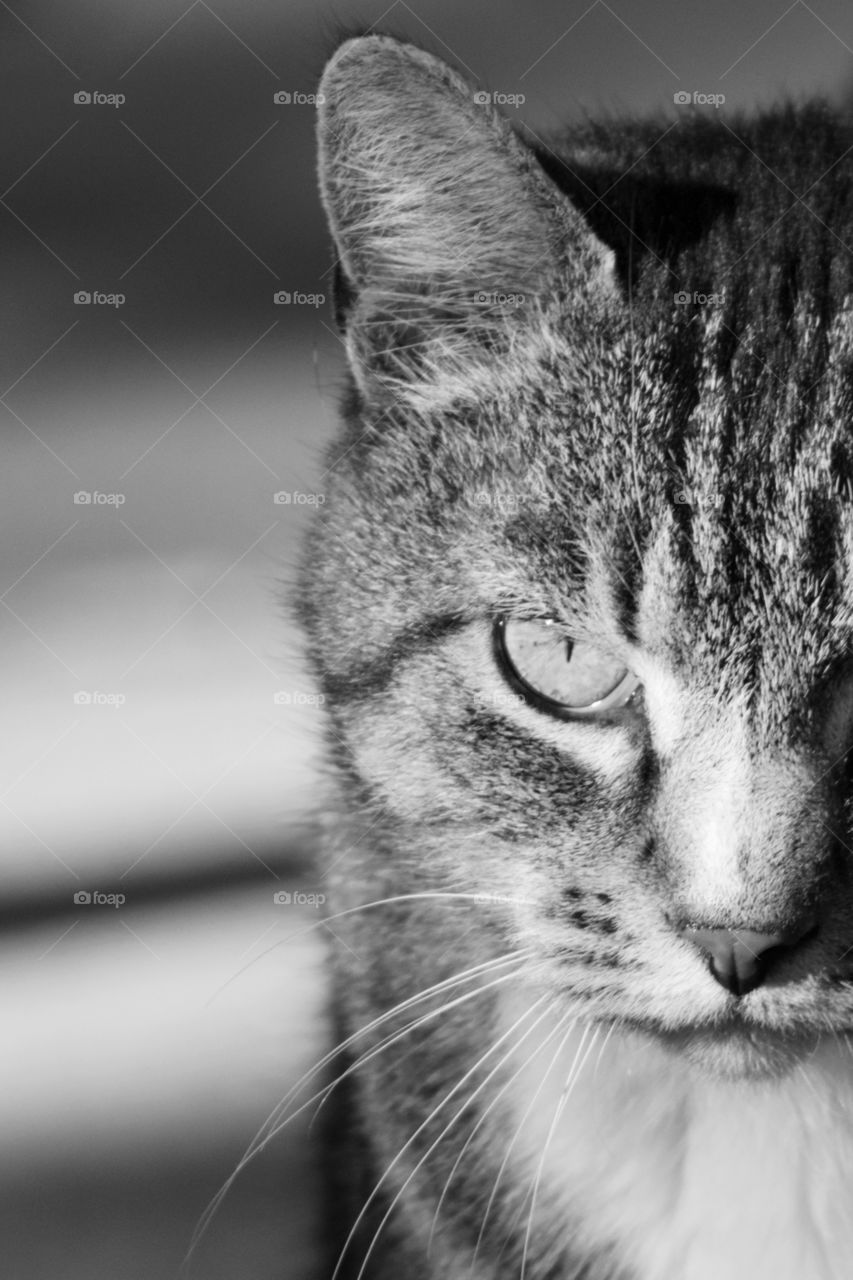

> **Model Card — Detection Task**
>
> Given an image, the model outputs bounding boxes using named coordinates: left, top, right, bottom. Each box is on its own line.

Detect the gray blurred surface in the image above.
left=0, top=882, right=326, bottom=1279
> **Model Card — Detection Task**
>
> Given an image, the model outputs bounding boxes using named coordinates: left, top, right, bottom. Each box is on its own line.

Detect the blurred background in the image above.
left=2, top=0, right=852, bottom=1276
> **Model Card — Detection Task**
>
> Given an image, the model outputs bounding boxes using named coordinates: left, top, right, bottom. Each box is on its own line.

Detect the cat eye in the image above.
left=495, top=618, right=640, bottom=719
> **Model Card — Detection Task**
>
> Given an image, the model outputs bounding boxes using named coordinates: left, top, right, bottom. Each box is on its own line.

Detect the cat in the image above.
left=298, top=32, right=853, bottom=1280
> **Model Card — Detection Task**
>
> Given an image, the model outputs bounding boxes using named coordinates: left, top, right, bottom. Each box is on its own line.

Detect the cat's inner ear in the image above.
left=316, top=36, right=616, bottom=397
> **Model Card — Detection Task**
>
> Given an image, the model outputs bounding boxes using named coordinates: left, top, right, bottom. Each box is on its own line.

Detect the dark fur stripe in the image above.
left=320, top=613, right=469, bottom=702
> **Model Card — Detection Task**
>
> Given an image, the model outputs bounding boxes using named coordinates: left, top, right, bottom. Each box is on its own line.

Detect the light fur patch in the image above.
left=496, top=988, right=853, bottom=1280
left=678, top=710, right=751, bottom=911
left=628, top=650, right=686, bottom=757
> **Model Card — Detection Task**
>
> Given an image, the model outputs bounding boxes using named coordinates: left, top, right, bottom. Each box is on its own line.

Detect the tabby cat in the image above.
left=299, top=33, right=853, bottom=1280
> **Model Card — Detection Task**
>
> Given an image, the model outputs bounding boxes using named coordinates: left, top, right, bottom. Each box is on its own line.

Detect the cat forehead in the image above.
left=348, top=298, right=853, bottom=617
left=361, top=365, right=853, bottom=724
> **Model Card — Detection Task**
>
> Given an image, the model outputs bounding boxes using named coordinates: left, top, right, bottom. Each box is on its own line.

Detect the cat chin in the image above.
left=650, top=1020, right=825, bottom=1082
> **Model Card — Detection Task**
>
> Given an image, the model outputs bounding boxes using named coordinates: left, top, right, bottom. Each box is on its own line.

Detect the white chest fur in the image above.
left=496, top=994, right=853, bottom=1280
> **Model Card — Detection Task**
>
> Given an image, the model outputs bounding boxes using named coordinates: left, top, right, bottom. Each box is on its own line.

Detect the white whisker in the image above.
left=335, top=990, right=554, bottom=1280
left=205, top=891, right=533, bottom=1010
left=426, top=998, right=576, bottom=1257
left=470, top=1006, right=579, bottom=1275
left=300, top=963, right=529, bottom=1134
left=593, top=1018, right=618, bottom=1080
left=184, top=949, right=530, bottom=1269
left=520, top=1024, right=601, bottom=1279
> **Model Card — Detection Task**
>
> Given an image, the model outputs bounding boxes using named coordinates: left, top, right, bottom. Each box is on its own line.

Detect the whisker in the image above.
left=470, top=1006, right=579, bottom=1275
left=335, top=989, right=554, bottom=1280
left=205, top=891, right=535, bottom=1008
left=426, top=998, right=576, bottom=1257
left=278, top=956, right=531, bottom=1144
left=300, top=962, right=530, bottom=1134
left=593, top=1018, right=618, bottom=1079
left=520, top=1025, right=601, bottom=1279
left=184, top=950, right=530, bottom=1268
left=308, top=954, right=537, bottom=1135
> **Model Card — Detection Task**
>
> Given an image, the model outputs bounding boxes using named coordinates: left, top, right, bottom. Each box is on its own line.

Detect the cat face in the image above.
left=306, top=35, right=853, bottom=1080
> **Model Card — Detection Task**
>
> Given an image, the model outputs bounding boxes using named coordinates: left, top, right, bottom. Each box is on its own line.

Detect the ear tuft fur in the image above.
left=316, top=36, right=616, bottom=407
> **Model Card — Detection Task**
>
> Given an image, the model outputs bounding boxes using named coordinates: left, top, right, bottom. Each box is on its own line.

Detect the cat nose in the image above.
left=681, top=920, right=817, bottom=997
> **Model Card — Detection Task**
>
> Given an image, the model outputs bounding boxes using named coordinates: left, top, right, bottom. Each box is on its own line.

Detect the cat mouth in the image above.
left=637, top=1014, right=827, bottom=1080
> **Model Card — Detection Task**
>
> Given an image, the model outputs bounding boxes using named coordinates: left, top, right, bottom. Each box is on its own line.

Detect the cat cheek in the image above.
left=345, top=717, right=478, bottom=819
left=485, top=705, right=645, bottom=786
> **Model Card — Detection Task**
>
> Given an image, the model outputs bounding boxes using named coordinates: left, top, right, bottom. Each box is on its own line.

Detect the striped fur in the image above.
left=301, top=34, right=853, bottom=1280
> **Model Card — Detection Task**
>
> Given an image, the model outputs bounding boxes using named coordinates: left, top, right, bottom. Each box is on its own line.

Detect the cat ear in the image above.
left=316, top=36, right=617, bottom=408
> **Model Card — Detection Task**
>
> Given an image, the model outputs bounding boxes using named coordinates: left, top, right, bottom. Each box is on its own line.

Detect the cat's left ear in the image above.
left=316, top=36, right=617, bottom=407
